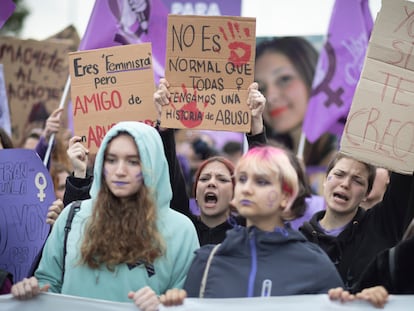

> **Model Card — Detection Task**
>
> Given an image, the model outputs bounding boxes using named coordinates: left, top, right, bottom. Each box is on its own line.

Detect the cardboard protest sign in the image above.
left=162, top=15, right=256, bottom=132
left=68, top=43, right=157, bottom=154
left=340, top=0, right=414, bottom=174
left=0, top=37, right=70, bottom=144
left=0, top=149, right=55, bottom=282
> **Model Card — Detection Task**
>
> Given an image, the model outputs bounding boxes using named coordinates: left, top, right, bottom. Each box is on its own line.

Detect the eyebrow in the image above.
left=270, top=66, right=296, bottom=77
left=334, top=169, right=366, bottom=180
left=105, top=153, right=139, bottom=159
left=201, top=172, right=231, bottom=178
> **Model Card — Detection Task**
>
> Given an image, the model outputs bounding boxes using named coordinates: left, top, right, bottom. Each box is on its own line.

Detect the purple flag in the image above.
left=79, top=0, right=242, bottom=83
left=302, top=0, right=373, bottom=143
left=0, top=0, right=15, bottom=29
left=79, top=0, right=169, bottom=83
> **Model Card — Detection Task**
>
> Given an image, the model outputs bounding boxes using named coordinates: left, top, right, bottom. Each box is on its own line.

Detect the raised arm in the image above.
left=63, top=136, right=92, bottom=206
left=246, top=82, right=267, bottom=148
left=154, top=78, right=191, bottom=217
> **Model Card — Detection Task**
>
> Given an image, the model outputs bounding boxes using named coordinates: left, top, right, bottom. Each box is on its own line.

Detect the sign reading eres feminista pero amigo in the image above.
left=340, top=0, right=414, bottom=174
left=162, top=15, right=256, bottom=132
left=68, top=43, right=157, bottom=153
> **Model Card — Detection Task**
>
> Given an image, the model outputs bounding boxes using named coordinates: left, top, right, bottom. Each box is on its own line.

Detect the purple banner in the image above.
left=0, top=0, right=15, bottom=29
left=79, top=0, right=241, bottom=83
left=163, top=0, right=241, bottom=15
left=0, top=149, right=55, bottom=282
left=0, top=64, right=11, bottom=135
left=302, top=0, right=373, bottom=143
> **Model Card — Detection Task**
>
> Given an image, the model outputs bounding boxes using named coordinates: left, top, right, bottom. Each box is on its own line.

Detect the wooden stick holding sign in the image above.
left=161, top=15, right=256, bottom=132
left=340, top=0, right=414, bottom=174
left=68, top=43, right=157, bottom=154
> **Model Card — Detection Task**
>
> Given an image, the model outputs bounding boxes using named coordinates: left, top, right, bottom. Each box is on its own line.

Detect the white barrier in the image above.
left=0, top=292, right=413, bottom=311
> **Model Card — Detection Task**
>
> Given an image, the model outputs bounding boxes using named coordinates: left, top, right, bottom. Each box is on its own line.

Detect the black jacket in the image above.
left=299, top=172, right=414, bottom=290
left=355, top=235, right=414, bottom=294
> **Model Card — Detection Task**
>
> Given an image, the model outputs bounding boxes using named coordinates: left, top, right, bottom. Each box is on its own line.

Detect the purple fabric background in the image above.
left=0, top=0, right=15, bottom=28
left=303, top=0, right=373, bottom=143
left=79, top=0, right=241, bottom=83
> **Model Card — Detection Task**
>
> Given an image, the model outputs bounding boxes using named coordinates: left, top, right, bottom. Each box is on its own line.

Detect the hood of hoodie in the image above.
left=89, top=121, right=172, bottom=213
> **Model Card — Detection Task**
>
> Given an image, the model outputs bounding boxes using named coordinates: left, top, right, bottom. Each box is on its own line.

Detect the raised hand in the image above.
left=42, top=107, right=64, bottom=143
left=247, top=82, right=266, bottom=135
left=67, top=136, right=89, bottom=178
left=46, top=199, right=64, bottom=225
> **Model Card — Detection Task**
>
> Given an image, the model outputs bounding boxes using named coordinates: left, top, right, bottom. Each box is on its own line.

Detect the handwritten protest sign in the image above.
left=0, top=37, right=70, bottom=144
left=340, top=0, right=414, bottom=174
left=68, top=43, right=157, bottom=154
left=161, top=15, right=256, bottom=132
left=0, top=149, right=54, bottom=282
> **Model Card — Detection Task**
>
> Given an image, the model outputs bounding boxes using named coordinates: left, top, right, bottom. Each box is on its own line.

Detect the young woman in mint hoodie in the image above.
left=11, top=121, right=199, bottom=311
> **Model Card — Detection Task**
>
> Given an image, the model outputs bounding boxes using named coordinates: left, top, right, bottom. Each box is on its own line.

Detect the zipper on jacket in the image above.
left=261, top=279, right=272, bottom=297
left=247, top=230, right=257, bottom=297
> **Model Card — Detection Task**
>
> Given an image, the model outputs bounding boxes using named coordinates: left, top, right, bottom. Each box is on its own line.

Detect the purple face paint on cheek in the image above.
left=104, top=168, right=108, bottom=177
left=136, top=172, right=143, bottom=181
left=267, top=191, right=278, bottom=209
left=327, top=176, right=333, bottom=182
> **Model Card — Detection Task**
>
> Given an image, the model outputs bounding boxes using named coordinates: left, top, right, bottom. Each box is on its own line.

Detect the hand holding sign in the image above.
left=162, top=15, right=256, bottom=132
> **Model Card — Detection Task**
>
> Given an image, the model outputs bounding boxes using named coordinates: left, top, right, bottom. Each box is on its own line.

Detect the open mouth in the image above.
left=333, top=192, right=349, bottom=201
left=205, top=193, right=218, bottom=204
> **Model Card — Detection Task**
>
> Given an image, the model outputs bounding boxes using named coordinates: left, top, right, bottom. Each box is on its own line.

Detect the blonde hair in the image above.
left=235, top=146, right=299, bottom=213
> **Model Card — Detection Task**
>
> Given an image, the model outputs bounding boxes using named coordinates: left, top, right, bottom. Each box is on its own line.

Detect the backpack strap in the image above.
left=61, top=200, right=81, bottom=282
left=199, top=243, right=221, bottom=298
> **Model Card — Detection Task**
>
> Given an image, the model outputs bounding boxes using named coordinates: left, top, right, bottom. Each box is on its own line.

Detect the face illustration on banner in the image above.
left=0, top=149, right=54, bottom=282
left=109, top=0, right=152, bottom=44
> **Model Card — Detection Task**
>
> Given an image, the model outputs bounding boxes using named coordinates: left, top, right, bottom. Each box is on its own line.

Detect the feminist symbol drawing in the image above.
left=311, top=41, right=344, bottom=108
